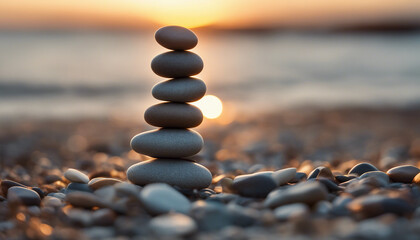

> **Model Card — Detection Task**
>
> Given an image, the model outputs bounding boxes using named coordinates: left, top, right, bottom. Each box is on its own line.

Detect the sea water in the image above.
left=0, top=30, right=419, bottom=120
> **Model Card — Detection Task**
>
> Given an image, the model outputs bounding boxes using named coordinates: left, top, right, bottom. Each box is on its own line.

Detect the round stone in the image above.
left=7, top=186, right=41, bottom=206
left=232, top=173, right=277, bottom=198
left=155, top=26, right=198, bottom=50
left=386, top=165, right=420, bottom=183
left=264, top=182, right=328, bottom=209
left=144, top=103, right=203, bottom=128
left=348, top=195, right=414, bottom=218
left=151, top=51, right=203, bottom=78
left=64, top=168, right=89, bottom=184
left=274, top=203, right=309, bottom=221
left=140, top=183, right=191, bottom=215
left=152, top=77, right=206, bottom=102
left=66, top=192, right=108, bottom=209
left=150, top=213, right=197, bottom=236
left=88, top=178, right=122, bottom=191
left=127, top=159, right=212, bottom=189
left=348, top=163, right=378, bottom=176
left=272, top=168, right=297, bottom=186
left=130, top=129, right=203, bottom=158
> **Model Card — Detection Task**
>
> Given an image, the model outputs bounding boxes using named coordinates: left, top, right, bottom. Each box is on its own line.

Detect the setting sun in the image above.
left=192, top=95, right=223, bottom=119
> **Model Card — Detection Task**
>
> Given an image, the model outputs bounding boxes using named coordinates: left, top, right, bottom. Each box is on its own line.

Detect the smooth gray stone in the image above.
left=131, top=128, right=203, bottom=158
left=348, top=162, right=378, bottom=176
left=348, top=194, right=414, bottom=218
left=150, top=213, right=197, bottom=236
left=232, top=173, right=277, bottom=198
left=152, top=77, right=206, bottom=102
left=274, top=203, right=309, bottom=221
left=272, top=168, right=297, bottom=186
left=387, top=165, right=420, bottom=183
left=359, top=171, right=389, bottom=185
left=66, top=191, right=108, bottom=208
left=88, top=178, right=122, bottom=190
left=127, top=159, right=212, bottom=189
left=191, top=200, right=230, bottom=231
left=140, top=183, right=191, bottom=215
left=145, top=102, right=203, bottom=128
left=66, top=182, right=92, bottom=194
left=151, top=51, right=203, bottom=78
left=7, top=186, right=41, bottom=206
left=155, top=26, right=198, bottom=50
left=64, top=168, right=89, bottom=184
left=264, top=181, right=328, bottom=208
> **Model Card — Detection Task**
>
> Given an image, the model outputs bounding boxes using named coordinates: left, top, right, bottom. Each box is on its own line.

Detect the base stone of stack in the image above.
left=127, top=159, right=212, bottom=189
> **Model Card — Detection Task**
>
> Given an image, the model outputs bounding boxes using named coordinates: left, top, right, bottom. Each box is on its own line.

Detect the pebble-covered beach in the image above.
left=1, top=107, right=420, bottom=239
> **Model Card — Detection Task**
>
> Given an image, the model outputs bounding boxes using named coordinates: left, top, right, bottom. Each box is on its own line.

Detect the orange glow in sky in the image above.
left=0, top=0, right=419, bottom=29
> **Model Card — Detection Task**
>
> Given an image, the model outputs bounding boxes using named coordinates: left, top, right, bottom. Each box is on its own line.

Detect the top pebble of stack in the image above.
left=155, top=26, right=198, bottom=50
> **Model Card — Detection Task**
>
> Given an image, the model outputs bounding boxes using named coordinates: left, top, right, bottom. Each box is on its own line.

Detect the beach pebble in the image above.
left=290, top=172, right=307, bottom=183
left=150, top=213, right=197, bottom=236
left=308, top=166, right=334, bottom=180
left=88, top=178, right=122, bottom=191
left=232, top=173, right=277, bottom=198
left=66, top=191, right=107, bottom=208
left=348, top=195, right=414, bottom=218
left=64, top=168, right=89, bottom=184
left=264, top=181, right=328, bottom=208
left=386, top=165, right=420, bottom=183
left=7, top=186, right=41, bottom=206
left=92, top=209, right=116, bottom=226
left=151, top=51, right=203, bottom=78
left=155, top=26, right=198, bottom=50
left=274, top=203, right=309, bottom=221
left=114, top=182, right=141, bottom=197
left=191, top=201, right=231, bottom=231
left=144, top=103, right=203, bottom=128
left=131, top=129, right=203, bottom=158
left=335, top=175, right=357, bottom=183
left=359, top=171, right=390, bottom=185
left=66, top=182, right=92, bottom=193
left=152, top=77, right=206, bottom=102
left=272, top=168, right=297, bottom=186
left=413, top=173, right=420, bottom=185
left=140, top=183, right=191, bottom=215
left=348, top=163, right=378, bottom=176
left=127, top=159, right=212, bottom=189
left=1, top=180, right=26, bottom=196
left=42, top=196, right=63, bottom=208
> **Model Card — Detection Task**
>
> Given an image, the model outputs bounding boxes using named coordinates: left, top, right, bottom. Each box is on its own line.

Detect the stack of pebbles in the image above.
left=127, top=26, right=212, bottom=190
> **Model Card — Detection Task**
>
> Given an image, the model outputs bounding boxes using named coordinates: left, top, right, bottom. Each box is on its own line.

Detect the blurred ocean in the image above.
left=1, top=30, right=420, bottom=120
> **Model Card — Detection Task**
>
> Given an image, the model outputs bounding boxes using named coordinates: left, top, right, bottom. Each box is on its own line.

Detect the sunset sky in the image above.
left=1, top=0, right=420, bottom=29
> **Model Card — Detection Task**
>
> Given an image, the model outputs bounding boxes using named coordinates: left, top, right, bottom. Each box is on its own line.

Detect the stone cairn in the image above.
left=127, top=26, right=212, bottom=190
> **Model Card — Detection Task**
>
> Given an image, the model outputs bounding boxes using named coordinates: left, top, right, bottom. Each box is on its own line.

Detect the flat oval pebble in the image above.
left=66, top=182, right=92, bottom=194
left=272, top=168, right=297, bottom=186
left=155, top=26, right=198, bottom=50
left=127, top=159, right=212, bottom=189
left=131, top=129, right=203, bottom=158
left=140, top=183, right=191, bottom=215
left=1, top=180, right=26, bottom=196
left=348, top=195, right=414, bottom=218
left=151, top=51, right=203, bottom=78
left=264, top=181, right=328, bottom=208
left=144, top=103, right=203, bottom=128
left=88, top=178, right=122, bottom=191
left=232, top=173, right=277, bottom=198
left=274, top=203, right=309, bottom=221
left=7, top=186, right=41, bottom=206
left=348, top=162, right=378, bottom=176
left=150, top=213, right=197, bottom=236
left=359, top=171, right=389, bottom=185
left=64, top=168, right=89, bottom=184
left=152, top=77, right=206, bottom=102
left=386, top=165, right=420, bottom=183
left=66, top=191, right=108, bottom=208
